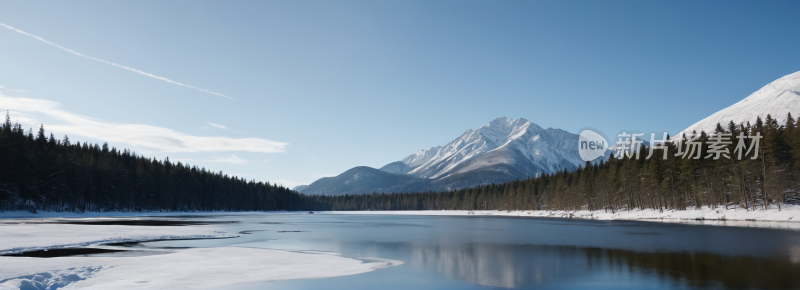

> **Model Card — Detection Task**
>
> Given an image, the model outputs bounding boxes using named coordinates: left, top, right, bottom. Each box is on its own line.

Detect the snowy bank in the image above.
left=0, top=247, right=401, bottom=289
left=0, top=210, right=268, bottom=219
left=328, top=204, right=800, bottom=229
left=0, top=217, right=236, bottom=255
left=0, top=214, right=402, bottom=289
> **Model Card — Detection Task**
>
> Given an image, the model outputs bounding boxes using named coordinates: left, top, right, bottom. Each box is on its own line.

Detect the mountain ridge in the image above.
left=299, top=117, right=585, bottom=195
left=680, top=70, right=800, bottom=136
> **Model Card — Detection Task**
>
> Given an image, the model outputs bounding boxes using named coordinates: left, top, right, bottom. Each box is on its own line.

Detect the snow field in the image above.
left=0, top=215, right=403, bottom=289
left=0, top=218, right=235, bottom=255
left=0, top=247, right=401, bottom=289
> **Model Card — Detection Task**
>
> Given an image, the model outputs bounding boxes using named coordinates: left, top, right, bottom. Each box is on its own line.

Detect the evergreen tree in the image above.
left=36, top=124, right=47, bottom=148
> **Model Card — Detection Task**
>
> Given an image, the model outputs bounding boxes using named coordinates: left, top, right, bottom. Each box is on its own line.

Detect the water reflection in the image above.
left=128, top=213, right=800, bottom=290
left=409, top=243, right=590, bottom=288
left=399, top=242, right=800, bottom=289
left=595, top=248, right=800, bottom=289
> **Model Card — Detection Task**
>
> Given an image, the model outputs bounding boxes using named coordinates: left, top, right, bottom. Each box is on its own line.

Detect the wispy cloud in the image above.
left=181, top=154, right=248, bottom=165
left=7, top=110, right=35, bottom=121
left=0, top=85, right=29, bottom=93
left=0, top=23, right=233, bottom=100
left=207, top=122, right=228, bottom=130
left=0, top=94, right=288, bottom=153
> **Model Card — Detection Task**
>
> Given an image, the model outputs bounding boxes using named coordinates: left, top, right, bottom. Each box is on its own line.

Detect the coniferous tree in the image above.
left=0, top=113, right=307, bottom=213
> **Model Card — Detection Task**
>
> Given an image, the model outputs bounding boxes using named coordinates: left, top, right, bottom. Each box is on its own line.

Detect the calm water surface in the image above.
left=132, top=213, right=800, bottom=289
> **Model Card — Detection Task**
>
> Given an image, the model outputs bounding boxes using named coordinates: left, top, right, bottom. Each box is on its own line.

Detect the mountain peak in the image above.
left=765, top=70, right=800, bottom=91
left=399, top=117, right=581, bottom=179
left=680, top=70, right=800, bottom=135
left=482, top=117, right=530, bottom=128
left=307, top=117, right=586, bottom=195
left=476, top=117, right=543, bottom=142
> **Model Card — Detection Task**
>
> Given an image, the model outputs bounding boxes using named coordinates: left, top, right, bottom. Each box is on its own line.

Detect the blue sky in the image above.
left=1, top=0, right=799, bottom=188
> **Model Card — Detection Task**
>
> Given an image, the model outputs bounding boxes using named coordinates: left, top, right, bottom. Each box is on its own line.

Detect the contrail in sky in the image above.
left=1, top=23, right=234, bottom=100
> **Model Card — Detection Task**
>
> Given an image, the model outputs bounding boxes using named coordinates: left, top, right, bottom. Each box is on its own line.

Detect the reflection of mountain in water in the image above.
left=596, top=248, right=800, bottom=289
left=337, top=241, right=800, bottom=289
left=408, top=243, right=590, bottom=288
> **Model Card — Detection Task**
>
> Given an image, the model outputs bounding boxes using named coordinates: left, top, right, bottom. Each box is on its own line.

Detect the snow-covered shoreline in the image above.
left=0, top=215, right=239, bottom=255
left=0, top=210, right=268, bottom=219
left=5, top=206, right=800, bottom=228
left=328, top=204, right=800, bottom=229
left=0, top=214, right=402, bottom=289
left=0, top=247, right=401, bottom=289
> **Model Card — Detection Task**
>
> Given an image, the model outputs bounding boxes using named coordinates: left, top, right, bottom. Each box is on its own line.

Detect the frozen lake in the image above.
left=4, top=212, right=800, bottom=289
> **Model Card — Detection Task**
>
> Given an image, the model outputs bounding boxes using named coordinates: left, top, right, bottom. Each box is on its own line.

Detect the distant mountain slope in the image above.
left=300, top=166, right=429, bottom=196
left=378, top=161, right=414, bottom=174
left=680, top=70, right=800, bottom=135
left=299, top=117, right=587, bottom=195
left=427, top=163, right=529, bottom=191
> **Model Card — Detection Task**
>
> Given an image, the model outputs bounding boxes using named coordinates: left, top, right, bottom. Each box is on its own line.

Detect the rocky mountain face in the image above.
left=402, top=117, right=583, bottom=180
left=299, top=117, right=586, bottom=195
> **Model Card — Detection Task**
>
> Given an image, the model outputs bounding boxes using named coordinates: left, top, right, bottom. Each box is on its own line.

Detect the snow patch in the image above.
left=0, top=217, right=236, bottom=255
left=680, top=70, right=800, bottom=136
left=0, top=248, right=402, bottom=289
left=0, top=267, right=100, bottom=290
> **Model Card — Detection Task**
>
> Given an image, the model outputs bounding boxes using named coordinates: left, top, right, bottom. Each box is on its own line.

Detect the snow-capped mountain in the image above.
left=299, top=117, right=586, bottom=195
left=399, top=117, right=584, bottom=180
left=680, top=70, right=800, bottom=136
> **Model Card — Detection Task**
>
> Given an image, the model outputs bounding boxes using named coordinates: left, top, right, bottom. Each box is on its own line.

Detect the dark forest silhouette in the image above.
left=3, top=112, right=799, bottom=213
left=0, top=112, right=306, bottom=212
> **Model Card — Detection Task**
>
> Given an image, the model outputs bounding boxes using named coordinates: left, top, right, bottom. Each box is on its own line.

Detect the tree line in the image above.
left=4, top=111, right=799, bottom=213
left=0, top=112, right=308, bottom=213
left=304, top=113, right=800, bottom=212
